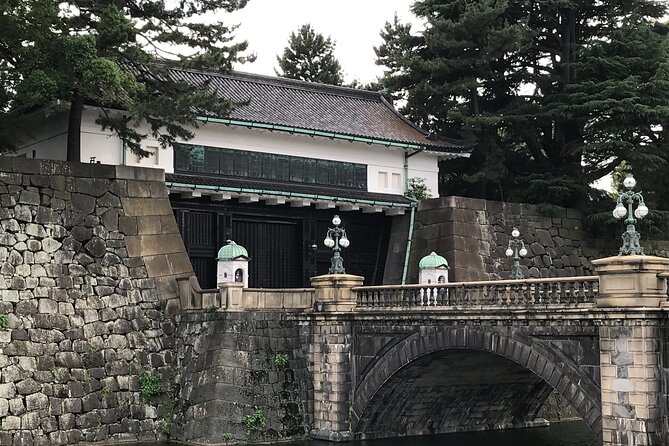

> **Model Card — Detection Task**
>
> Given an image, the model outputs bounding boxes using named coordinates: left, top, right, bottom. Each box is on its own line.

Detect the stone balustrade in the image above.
left=354, top=276, right=600, bottom=308
left=176, top=275, right=314, bottom=310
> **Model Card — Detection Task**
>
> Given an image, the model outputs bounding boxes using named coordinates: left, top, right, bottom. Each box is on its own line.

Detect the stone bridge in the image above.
left=179, top=255, right=669, bottom=446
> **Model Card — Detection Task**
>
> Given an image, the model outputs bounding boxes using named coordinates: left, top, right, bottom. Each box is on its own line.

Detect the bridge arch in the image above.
left=351, top=326, right=601, bottom=438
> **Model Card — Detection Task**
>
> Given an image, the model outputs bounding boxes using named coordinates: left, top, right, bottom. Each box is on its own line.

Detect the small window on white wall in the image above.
left=378, top=171, right=388, bottom=188
left=136, top=146, right=159, bottom=165
left=391, top=173, right=402, bottom=190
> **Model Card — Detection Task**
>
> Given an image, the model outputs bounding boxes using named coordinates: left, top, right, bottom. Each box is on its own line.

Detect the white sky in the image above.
left=228, top=0, right=422, bottom=84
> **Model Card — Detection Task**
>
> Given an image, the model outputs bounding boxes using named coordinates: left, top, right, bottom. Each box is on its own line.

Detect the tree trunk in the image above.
left=67, top=95, right=84, bottom=162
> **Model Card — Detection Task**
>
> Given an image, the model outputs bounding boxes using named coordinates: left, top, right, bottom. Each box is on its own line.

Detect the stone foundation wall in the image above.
left=411, top=196, right=669, bottom=283
left=174, top=311, right=313, bottom=444
left=0, top=157, right=190, bottom=445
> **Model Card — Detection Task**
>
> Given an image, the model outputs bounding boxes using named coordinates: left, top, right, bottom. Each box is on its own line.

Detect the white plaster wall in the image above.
left=17, top=107, right=442, bottom=198
left=407, top=152, right=440, bottom=199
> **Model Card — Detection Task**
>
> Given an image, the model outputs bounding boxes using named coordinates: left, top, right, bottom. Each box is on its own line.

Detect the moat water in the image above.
left=138, top=419, right=598, bottom=446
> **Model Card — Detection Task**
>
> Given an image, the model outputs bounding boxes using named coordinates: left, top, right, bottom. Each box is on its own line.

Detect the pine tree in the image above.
left=376, top=1, right=669, bottom=206
left=0, top=0, right=251, bottom=161
left=276, top=24, right=344, bottom=85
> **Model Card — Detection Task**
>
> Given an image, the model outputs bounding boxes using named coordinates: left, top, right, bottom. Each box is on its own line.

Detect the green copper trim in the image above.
left=419, top=251, right=449, bottom=269
left=217, top=240, right=249, bottom=260
left=196, top=116, right=435, bottom=151
left=166, top=181, right=414, bottom=209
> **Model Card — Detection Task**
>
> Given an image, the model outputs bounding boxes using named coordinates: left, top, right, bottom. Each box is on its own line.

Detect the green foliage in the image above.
left=276, top=24, right=344, bottom=85
left=405, top=177, right=431, bottom=201
left=223, top=433, right=234, bottom=443
left=273, top=353, right=289, bottom=369
left=1, top=0, right=251, bottom=159
left=0, top=314, right=7, bottom=329
left=376, top=0, right=669, bottom=208
left=138, top=372, right=164, bottom=398
left=242, top=408, right=266, bottom=437
left=203, top=306, right=217, bottom=313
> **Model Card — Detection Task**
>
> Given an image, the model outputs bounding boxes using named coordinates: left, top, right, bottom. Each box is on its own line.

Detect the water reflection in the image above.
left=137, top=420, right=598, bottom=446
left=289, top=421, right=597, bottom=446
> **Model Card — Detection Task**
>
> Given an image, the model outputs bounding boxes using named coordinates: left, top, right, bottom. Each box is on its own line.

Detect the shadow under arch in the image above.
left=351, top=325, right=601, bottom=439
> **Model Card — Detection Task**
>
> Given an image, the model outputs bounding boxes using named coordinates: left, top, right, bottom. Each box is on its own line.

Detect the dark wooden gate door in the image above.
left=232, top=216, right=302, bottom=288
left=180, top=210, right=217, bottom=288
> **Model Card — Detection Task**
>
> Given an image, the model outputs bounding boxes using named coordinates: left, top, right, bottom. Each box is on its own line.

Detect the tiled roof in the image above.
left=165, top=173, right=414, bottom=206
left=168, top=68, right=468, bottom=153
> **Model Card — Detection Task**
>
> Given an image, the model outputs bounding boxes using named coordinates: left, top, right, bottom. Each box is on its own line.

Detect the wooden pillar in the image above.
left=593, top=255, right=669, bottom=446
left=309, top=274, right=363, bottom=441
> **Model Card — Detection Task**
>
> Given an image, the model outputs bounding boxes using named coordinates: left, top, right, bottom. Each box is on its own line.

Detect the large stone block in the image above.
left=120, top=197, right=172, bottom=217
left=125, top=234, right=187, bottom=258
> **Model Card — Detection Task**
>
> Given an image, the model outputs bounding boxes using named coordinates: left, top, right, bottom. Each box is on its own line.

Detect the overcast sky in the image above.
left=228, top=0, right=422, bottom=84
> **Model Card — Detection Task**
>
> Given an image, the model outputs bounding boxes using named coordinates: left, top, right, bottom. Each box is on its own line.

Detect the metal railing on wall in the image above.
left=354, top=277, right=600, bottom=308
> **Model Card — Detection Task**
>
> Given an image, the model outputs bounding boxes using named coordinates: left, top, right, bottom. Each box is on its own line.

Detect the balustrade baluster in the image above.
left=499, top=284, right=514, bottom=305
left=516, top=283, right=524, bottom=305
left=577, top=281, right=585, bottom=304
left=531, top=283, right=539, bottom=305
left=587, top=280, right=596, bottom=300
left=571, top=281, right=578, bottom=304
left=490, top=285, right=506, bottom=305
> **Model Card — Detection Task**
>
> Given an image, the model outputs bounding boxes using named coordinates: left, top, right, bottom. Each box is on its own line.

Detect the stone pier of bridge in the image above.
left=305, top=255, right=669, bottom=446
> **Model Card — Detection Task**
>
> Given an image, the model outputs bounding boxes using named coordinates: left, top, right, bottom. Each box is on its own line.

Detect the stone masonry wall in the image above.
left=174, top=311, right=313, bottom=444
left=0, top=157, right=191, bottom=445
left=599, top=318, right=666, bottom=445
left=411, top=196, right=669, bottom=283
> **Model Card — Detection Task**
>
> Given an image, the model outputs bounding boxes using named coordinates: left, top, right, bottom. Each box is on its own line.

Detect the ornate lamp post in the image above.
left=323, top=215, right=350, bottom=274
left=505, top=227, right=528, bottom=280
left=612, top=174, right=649, bottom=255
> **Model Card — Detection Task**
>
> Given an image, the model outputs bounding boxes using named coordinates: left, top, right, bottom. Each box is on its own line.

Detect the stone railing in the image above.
left=176, top=275, right=314, bottom=310
left=354, top=276, right=600, bottom=308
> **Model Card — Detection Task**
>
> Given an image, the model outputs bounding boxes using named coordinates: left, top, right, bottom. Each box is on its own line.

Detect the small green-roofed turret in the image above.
left=419, top=252, right=448, bottom=269
left=217, top=240, right=250, bottom=260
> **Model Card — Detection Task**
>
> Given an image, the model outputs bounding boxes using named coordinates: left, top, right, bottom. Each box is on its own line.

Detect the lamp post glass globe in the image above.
left=623, top=174, right=637, bottom=189
left=635, top=204, right=649, bottom=219
left=332, top=215, right=341, bottom=226
left=511, top=228, right=520, bottom=238
left=519, top=247, right=528, bottom=257
left=613, top=203, right=627, bottom=220
left=505, top=248, right=514, bottom=257
left=339, top=236, right=350, bottom=248
left=324, top=237, right=334, bottom=248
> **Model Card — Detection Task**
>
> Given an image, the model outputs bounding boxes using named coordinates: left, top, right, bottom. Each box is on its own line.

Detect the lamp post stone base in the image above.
left=593, top=255, right=669, bottom=307
left=311, top=274, right=364, bottom=312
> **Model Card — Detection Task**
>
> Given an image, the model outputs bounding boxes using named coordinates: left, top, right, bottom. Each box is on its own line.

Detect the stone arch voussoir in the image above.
left=351, top=325, right=601, bottom=438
